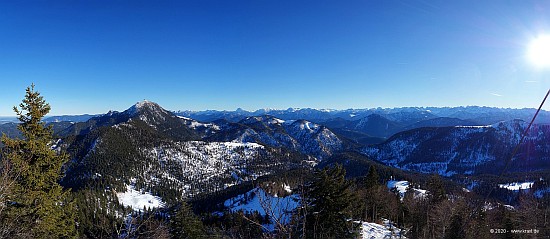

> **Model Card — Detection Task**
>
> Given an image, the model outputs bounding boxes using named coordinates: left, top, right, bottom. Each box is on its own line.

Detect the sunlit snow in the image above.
left=498, top=181, right=534, bottom=191
left=117, top=185, right=165, bottom=211
left=358, top=219, right=406, bottom=239
left=224, top=187, right=299, bottom=230
left=387, top=180, right=426, bottom=200
left=224, top=188, right=298, bottom=215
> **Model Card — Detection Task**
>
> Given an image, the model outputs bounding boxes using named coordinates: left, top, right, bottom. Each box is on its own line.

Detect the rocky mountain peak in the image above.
left=125, top=100, right=165, bottom=116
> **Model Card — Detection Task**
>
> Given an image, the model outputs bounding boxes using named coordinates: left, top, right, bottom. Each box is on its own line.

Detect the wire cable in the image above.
left=480, top=88, right=550, bottom=207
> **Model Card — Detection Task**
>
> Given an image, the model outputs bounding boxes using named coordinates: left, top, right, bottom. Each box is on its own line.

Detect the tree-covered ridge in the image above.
left=62, top=113, right=309, bottom=204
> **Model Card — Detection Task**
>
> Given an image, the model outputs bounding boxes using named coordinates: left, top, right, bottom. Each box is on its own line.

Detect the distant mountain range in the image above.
left=2, top=103, right=550, bottom=183
left=3, top=106, right=548, bottom=127
left=1, top=100, right=550, bottom=220
left=0, top=115, right=99, bottom=125
left=44, top=114, right=98, bottom=123
left=175, top=106, right=550, bottom=143
left=175, top=106, right=550, bottom=126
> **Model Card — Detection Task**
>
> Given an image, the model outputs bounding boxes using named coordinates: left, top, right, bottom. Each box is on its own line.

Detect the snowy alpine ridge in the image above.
left=176, top=105, right=550, bottom=126
left=61, top=101, right=326, bottom=204
left=199, top=115, right=344, bottom=160
left=138, top=141, right=289, bottom=197
left=362, top=120, right=550, bottom=175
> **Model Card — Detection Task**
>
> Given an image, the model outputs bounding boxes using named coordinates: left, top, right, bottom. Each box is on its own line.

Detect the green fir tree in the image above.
left=0, top=84, right=77, bottom=238
left=170, top=201, right=207, bottom=239
left=427, top=174, right=446, bottom=204
left=364, top=165, right=379, bottom=189
left=304, top=164, right=358, bottom=239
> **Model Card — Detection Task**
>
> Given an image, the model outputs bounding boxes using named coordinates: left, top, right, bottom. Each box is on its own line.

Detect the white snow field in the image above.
left=117, top=184, right=165, bottom=211
left=498, top=181, right=534, bottom=191
left=387, top=180, right=426, bottom=200
left=358, top=219, right=406, bottom=239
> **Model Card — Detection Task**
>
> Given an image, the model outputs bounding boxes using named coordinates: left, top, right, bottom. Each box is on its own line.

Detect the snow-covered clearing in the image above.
left=224, top=188, right=298, bottom=217
left=224, top=188, right=299, bottom=230
left=387, top=180, right=426, bottom=200
left=117, top=185, right=165, bottom=211
left=358, top=219, right=406, bottom=239
left=498, top=181, right=534, bottom=191
left=142, top=141, right=271, bottom=197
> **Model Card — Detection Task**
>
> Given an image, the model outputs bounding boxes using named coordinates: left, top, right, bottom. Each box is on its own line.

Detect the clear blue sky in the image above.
left=1, top=0, right=550, bottom=116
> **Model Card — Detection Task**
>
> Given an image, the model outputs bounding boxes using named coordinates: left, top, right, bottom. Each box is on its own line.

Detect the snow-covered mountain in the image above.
left=362, top=120, right=550, bottom=176
left=176, top=106, right=550, bottom=126
left=204, top=115, right=344, bottom=160
left=174, top=106, right=550, bottom=146
left=5, top=102, right=547, bottom=182
left=58, top=100, right=199, bottom=140
left=61, top=101, right=315, bottom=205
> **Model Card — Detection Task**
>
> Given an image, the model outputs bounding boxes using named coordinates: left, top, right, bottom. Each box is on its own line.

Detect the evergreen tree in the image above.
left=170, top=201, right=207, bottom=239
left=445, top=214, right=465, bottom=239
left=0, top=84, right=77, bottom=238
left=303, top=164, right=358, bottom=239
left=364, top=165, right=379, bottom=189
left=427, top=174, right=446, bottom=204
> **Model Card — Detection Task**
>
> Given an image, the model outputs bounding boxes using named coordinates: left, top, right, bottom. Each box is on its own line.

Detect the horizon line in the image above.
left=0, top=104, right=545, bottom=118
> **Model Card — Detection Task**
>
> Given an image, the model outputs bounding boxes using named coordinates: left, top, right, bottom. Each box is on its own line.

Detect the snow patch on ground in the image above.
left=498, top=181, right=534, bottom=191
left=358, top=219, right=406, bottom=239
left=177, top=115, right=193, bottom=120
left=143, top=141, right=272, bottom=197
left=117, top=185, right=165, bottom=211
left=387, top=180, right=426, bottom=200
left=269, top=118, right=285, bottom=124
left=283, top=184, right=292, bottom=193
left=178, top=116, right=221, bottom=131
left=455, top=125, right=491, bottom=128
left=224, top=188, right=299, bottom=230
left=387, top=181, right=409, bottom=195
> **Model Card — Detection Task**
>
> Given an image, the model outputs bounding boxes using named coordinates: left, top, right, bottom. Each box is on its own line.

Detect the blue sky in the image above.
left=1, top=0, right=550, bottom=116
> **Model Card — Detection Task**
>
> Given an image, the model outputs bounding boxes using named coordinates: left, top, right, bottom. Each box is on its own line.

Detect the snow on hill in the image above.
left=363, top=120, right=550, bottom=175
left=125, top=100, right=168, bottom=125
left=224, top=187, right=299, bottom=230
left=284, top=120, right=343, bottom=159
left=358, top=219, right=407, bottom=239
left=387, top=180, right=426, bottom=200
left=224, top=188, right=299, bottom=216
left=141, top=141, right=273, bottom=196
left=498, top=181, right=534, bottom=191
left=218, top=116, right=343, bottom=160
left=117, top=184, right=165, bottom=211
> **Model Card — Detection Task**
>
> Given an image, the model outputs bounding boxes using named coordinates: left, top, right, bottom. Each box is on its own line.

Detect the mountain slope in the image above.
left=403, top=117, right=478, bottom=130
left=59, top=100, right=198, bottom=141
left=204, top=115, right=344, bottom=160
left=61, top=102, right=310, bottom=206
left=362, top=120, right=550, bottom=176
left=352, top=114, right=404, bottom=138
